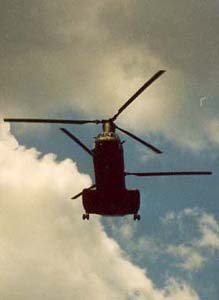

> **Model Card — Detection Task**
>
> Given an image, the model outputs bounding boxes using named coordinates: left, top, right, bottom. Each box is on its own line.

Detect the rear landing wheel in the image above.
left=133, top=214, right=141, bottom=221
left=82, top=213, right=90, bottom=220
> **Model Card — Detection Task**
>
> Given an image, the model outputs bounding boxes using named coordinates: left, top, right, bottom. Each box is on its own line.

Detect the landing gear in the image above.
left=82, top=213, right=90, bottom=220
left=133, top=214, right=141, bottom=221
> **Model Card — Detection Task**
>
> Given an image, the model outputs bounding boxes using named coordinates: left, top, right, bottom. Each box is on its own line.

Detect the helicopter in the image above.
left=4, top=70, right=212, bottom=221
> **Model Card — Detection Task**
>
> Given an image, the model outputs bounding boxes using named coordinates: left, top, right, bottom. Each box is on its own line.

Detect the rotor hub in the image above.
left=102, top=120, right=115, bottom=133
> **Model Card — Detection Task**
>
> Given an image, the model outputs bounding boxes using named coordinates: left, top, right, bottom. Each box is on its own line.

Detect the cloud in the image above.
left=163, top=208, right=219, bottom=271
left=204, top=119, right=219, bottom=144
left=197, top=212, right=219, bottom=249
left=182, top=207, right=219, bottom=250
left=0, top=1, right=219, bottom=149
left=162, top=278, right=198, bottom=300
left=0, top=123, right=200, bottom=299
left=167, top=245, right=206, bottom=271
left=104, top=207, right=219, bottom=275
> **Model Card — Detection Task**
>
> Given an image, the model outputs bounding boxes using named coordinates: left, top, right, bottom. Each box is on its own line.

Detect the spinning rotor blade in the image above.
left=4, top=118, right=101, bottom=124
left=71, top=184, right=96, bottom=200
left=115, top=125, right=162, bottom=154
left=60, top=128, right=93, bottom=157
left=112, top=70, right=165, bottom=121
left=125, top=171, right=212, bottom=176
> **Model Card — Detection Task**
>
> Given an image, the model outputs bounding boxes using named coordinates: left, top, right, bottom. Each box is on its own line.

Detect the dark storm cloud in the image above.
left=0, top=0, right=101, bottom=113
left=0, top=0, right=218, bottom=147
left=99, top=1, right=219, bottom=77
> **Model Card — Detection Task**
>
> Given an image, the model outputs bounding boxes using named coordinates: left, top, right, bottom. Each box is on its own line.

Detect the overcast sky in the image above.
left=0, top=1, right=219, bottom=299
left=1, top=0, right=219, bottom=147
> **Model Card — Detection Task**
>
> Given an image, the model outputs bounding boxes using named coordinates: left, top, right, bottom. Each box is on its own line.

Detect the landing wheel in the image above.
left=82, top=213, right=90, bottom=220
left=133, top=214, right=141, bottom=221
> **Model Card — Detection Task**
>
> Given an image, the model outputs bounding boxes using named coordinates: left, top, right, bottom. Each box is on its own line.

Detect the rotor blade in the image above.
left=125, top=171, right=212, bottom=176
left=71, top=184, right=96, bottom=200
left=115, top=125, right=162, bottom=154
left=4, top=118, right=101, bottom=124
left=60, top=128, right=93, bottom=157
left=112, top=70, right=165, bottom=121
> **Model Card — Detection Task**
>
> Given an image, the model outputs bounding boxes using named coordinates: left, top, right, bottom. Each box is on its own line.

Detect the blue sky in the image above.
left=1, top=1, right=219, bottom=299
left=11, top=118, right=218, bottom=299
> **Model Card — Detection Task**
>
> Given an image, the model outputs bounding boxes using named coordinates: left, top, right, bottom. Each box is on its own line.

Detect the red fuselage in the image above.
left=82, top=132, right=140, bottom=216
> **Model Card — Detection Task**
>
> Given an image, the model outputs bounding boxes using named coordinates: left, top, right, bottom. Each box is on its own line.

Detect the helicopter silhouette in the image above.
left=4, top=70, right=212, bottom=220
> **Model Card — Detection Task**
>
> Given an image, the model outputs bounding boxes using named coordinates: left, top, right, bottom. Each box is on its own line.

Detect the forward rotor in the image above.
left=4, top=70, right=166, bottom=154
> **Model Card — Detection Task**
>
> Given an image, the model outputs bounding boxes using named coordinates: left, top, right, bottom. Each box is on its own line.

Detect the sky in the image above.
left=0, top=1, right=219, bottom=299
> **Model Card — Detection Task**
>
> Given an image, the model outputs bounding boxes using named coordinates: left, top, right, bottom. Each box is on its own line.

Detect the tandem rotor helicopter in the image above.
left=4, top=70, right=212, bottom=220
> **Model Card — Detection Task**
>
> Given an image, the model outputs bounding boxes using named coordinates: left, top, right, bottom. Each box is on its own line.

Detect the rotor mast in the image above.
left=102, top=120, right=115, bottom=133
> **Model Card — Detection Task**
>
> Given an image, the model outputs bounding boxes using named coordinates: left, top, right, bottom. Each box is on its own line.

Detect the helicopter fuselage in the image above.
left=94, top=132, right=125, bottom=191
left=82, top=129, right=140, bottom=217
left=4, top=70, right=211, bottom=221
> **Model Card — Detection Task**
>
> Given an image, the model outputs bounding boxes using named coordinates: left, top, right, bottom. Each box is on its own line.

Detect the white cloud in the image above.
left=0, top=123, right=198, bottom=299
left=197, top=212, right=219, bottom=249
left=119, top=223, right=135, bottom=240
left=163, top=208, right=219, bottom=271
left=163, top=278, right=198, bottom=300
left=161, top=211, right=176, bottom=223
left=167, top=245, right=205, bottom=271
left=204, top=119, right=219, bottom=144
